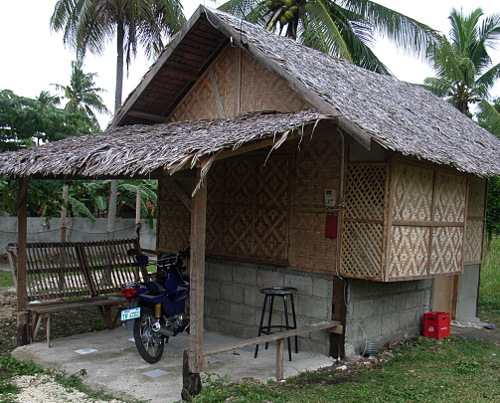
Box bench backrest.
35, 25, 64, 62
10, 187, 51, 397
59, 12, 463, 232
6, 238, 148, 302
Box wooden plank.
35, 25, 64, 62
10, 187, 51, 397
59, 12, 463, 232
189, 167, 208, 373
27, 297, 125, 314
204, 320, 342, 356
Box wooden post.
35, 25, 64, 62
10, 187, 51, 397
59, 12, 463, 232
182, 168, 207, 400
275, 338, 284, 381
59, 184, 68, 290
15, 178, 30, 346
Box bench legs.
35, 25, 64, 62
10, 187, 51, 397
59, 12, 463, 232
31, 313, 51, 347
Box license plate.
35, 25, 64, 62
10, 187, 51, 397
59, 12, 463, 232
121, 307, 141, 321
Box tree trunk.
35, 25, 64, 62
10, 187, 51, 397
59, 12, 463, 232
108, 21, 125, 235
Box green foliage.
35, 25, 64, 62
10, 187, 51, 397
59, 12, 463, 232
0, 271, 14, 288
423, 8, 500, 116
487, 176, 500, 239
51, 0, 186, 110
193, 338, 500, 402
0, 89, 94, 152
479, 236, 500, 323
193, 374, 286, 402
219, 0, 439, 74
477, 97, 500, 136
53, 60, 109, 131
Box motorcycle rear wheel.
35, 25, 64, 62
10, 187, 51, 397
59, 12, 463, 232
133, 307, 165, 363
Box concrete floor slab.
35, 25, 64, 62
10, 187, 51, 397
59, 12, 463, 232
12, 327, 335, 402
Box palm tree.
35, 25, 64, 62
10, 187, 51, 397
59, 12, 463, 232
219, 0, 438, 74
50, 0, 186, 112
53, 60, 109, 130
51, 0, 185, 232
423, 8, 500, 117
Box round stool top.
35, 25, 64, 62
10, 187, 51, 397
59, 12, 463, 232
260, 286, 298, 295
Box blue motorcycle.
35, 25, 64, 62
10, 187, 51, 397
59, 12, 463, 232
120, 246, 190, 363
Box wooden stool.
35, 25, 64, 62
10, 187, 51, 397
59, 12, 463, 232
254, 287, 298, 361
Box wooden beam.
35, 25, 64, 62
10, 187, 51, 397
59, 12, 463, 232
164, 176, 192, 212
162, 68, 199, 82
183, 167, 207, 397
15, 178, 30, 345
126, 110, 167, 123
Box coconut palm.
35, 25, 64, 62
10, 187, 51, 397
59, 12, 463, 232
219, 0, 438, 74
53, 60, 109, 130
423, 8, 500, 117
51, 0, 185, 231
50, 0, 186, 112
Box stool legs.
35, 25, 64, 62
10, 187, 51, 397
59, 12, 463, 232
254, 293, 298, 361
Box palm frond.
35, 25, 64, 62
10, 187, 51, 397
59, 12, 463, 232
478, 100, 500, 137
340, 0, 440, 56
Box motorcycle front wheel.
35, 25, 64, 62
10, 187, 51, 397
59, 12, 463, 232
133, 307, 165, 363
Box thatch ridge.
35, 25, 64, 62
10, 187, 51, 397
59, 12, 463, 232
202, 8, 500, 176
0, 110, 329, 179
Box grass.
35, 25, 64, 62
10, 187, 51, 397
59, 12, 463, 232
0, 271, 13, 288
193, 337, 500, 402
479, 236, 500, 324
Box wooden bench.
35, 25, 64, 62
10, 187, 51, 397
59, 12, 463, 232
6, 238, 150, 346
203, 320, 343, 380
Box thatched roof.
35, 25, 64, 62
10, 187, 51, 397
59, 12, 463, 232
0, 110, 329, 179
0, 6, 499, 179
198, 8, 500, 177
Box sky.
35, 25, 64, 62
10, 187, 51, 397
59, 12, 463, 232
0, 0, 499, 128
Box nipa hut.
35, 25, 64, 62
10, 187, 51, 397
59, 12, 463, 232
1, 5, 500, 388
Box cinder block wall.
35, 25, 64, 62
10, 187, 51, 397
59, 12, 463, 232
204, 259, 334, 354
344, 279, 433, 356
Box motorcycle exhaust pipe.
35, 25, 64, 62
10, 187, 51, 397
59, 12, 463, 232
152, 322, 175, 337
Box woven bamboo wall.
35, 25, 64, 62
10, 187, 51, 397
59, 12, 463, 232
464, 176, 487, 264
387, 162, 467, 280
169, 46, 311, 122
289, 134, 341, 274
157, 177, 193, 252
158, 129, 342, 272
339, 163, 387, 280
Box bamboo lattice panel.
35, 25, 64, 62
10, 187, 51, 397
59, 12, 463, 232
388, 226, 430, 279
464, 176, 486, 264
464, 220, 484, 263
240, 51, 311, 113
433, 172, 466, 222
429, 227, 464, 274
392, 164, 433, 221
340, 221, 383, 279
467, 176, 487, 218
344, 164, 386, 221
170, 46, 237, 121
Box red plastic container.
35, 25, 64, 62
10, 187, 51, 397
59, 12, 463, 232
423, 312, 450, 339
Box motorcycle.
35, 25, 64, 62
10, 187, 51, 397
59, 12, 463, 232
120, 246, 190, 363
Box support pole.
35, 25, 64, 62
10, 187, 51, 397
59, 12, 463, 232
15, 178, 30, 345
182, 168, 207, 400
